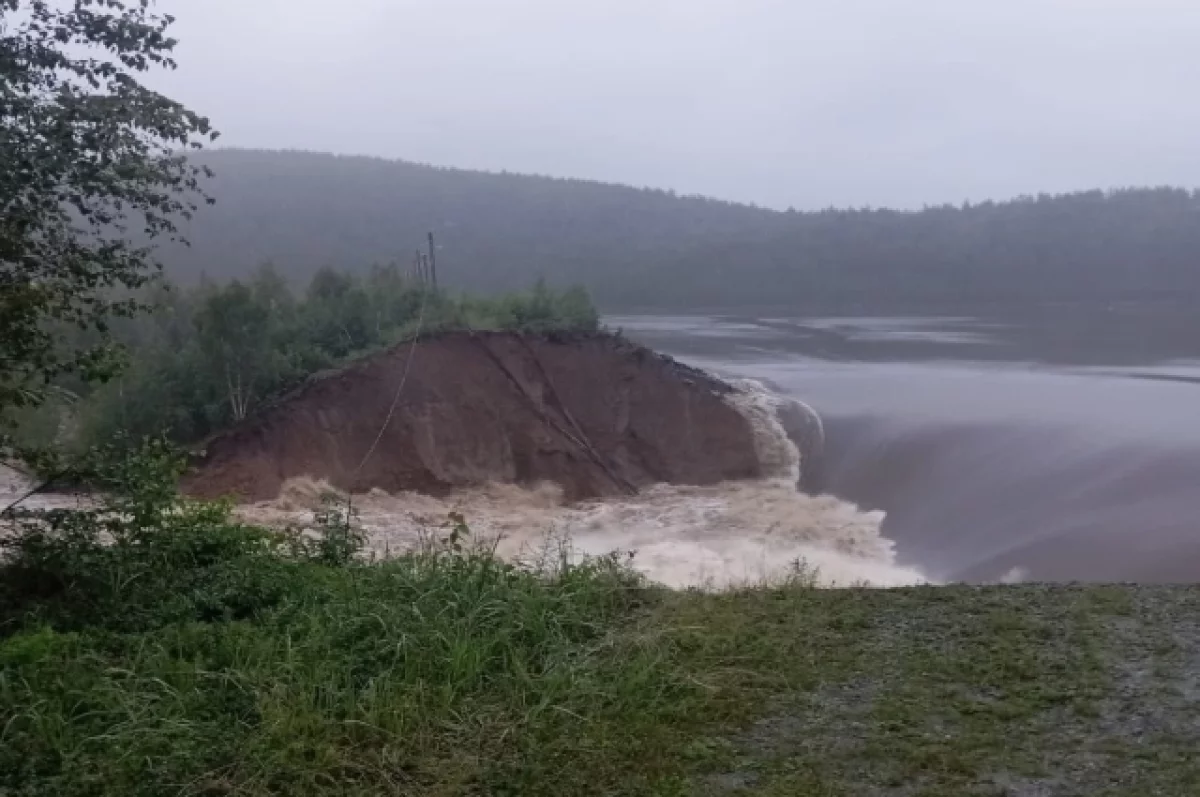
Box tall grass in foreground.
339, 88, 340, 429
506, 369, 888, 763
0, 444, 710, 796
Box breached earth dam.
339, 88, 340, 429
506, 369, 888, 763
10, 307, 1199, 588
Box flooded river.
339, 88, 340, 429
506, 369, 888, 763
612, 307, 1200, 583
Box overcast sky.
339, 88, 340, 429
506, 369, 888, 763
154, 0, 1200, 210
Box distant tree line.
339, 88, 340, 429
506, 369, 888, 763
631, 187, 1200, 311
155, 151, 1200, 312
13, 267, 599, 453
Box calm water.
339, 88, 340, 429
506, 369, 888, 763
611, 308, 1200, 584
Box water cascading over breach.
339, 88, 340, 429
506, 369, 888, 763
242, 377, 926, 588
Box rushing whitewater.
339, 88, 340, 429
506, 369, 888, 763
242, 380, 926, 589
1, 381, 925, 588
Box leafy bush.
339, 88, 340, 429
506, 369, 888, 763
0, 442, 695, 797
0, 440, 313, 633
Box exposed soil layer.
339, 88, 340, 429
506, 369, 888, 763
182, 332, 761, 503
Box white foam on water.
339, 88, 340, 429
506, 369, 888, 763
242, 380, 929, 589
2, 381, 925, 589
723, 378, 803, 483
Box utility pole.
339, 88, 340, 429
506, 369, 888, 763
427, 231, 438, 291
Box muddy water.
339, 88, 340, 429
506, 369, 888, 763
241, 477, 923, 589
612, 308, 1200, 583
237, 376, 926, 589
1, 379, 927, 590
10, 307, 1198, 587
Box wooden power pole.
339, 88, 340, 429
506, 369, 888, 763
427, 232, 438, 291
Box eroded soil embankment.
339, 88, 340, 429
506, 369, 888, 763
182, 332, 762, 503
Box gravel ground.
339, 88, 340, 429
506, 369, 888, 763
664, 584, 1200, 796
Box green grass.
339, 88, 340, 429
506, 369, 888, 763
6, 576, 1200, 796
1, 549, 683, 796
3, 461, 1200, 795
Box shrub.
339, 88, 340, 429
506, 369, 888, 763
0, 442, 689, 797
0, 439, 316, 633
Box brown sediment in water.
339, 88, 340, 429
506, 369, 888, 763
238, 477, 924, 589
181, 331, 762, 503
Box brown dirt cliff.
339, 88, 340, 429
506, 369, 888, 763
181, 332, 762, 503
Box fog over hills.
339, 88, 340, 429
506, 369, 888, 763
165, 149, 1200, 311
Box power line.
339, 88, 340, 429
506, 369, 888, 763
351, 284, 430, 480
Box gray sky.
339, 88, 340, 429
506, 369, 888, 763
155, 0, 1200, 210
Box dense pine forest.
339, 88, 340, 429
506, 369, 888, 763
163, 149, 1200, 311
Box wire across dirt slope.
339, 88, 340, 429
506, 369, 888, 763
182, 331, 762, 503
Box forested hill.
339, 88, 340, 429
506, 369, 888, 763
164, 149, 786, 296
166, 149, 1200, 310
649, 189, 1200, 310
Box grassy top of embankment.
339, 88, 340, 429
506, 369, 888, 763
2, 451, 1198, 796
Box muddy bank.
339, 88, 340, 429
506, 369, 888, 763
183, 332, 763, 503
